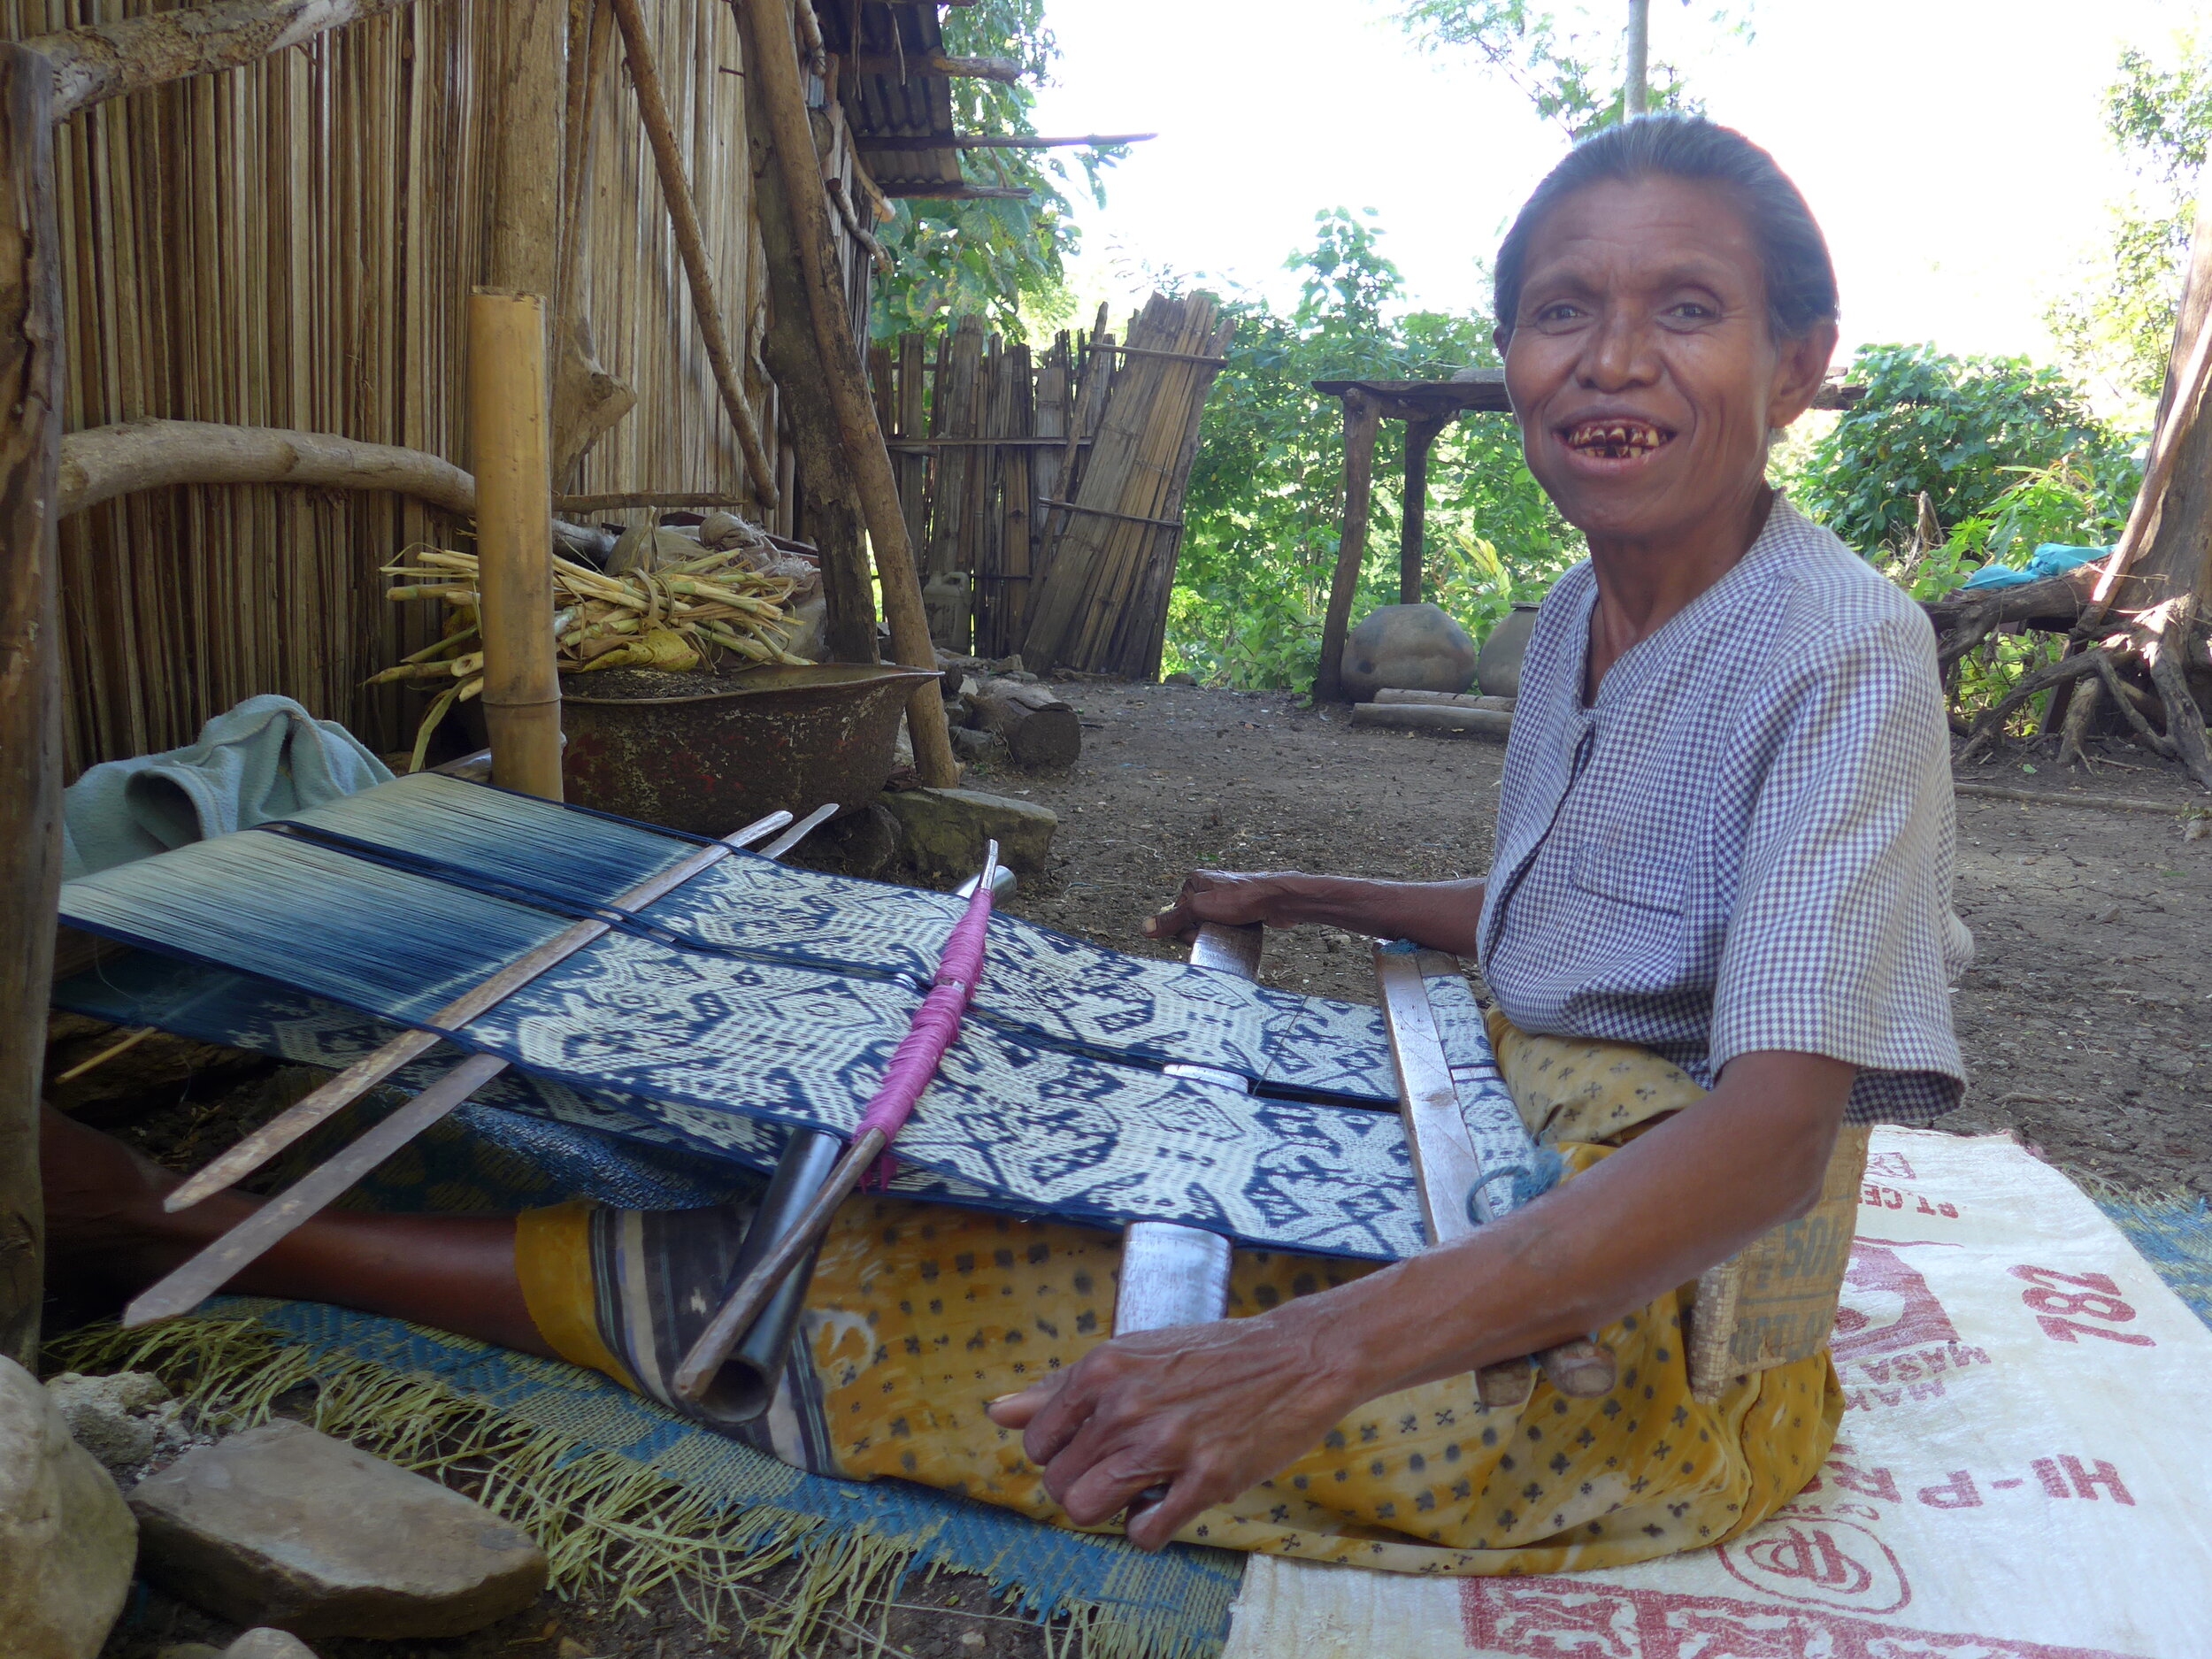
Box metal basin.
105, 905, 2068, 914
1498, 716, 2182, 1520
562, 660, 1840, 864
561, 663, 939, 836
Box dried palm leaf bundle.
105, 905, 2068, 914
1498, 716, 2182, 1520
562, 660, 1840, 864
375, 540, 815, 769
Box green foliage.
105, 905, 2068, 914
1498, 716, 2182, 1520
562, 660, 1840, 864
1787, 343, 2134, 555
1392, 1, 1753, 136
867, 0, 1123, 337
2047, 33, 2212, 403
1164, 211, 1574, 690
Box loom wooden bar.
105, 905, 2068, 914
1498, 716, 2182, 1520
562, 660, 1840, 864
1373, 947, 1615, 1402
737, 0, 956, 786
1313, 389, 1379, 703
1349, 703, 1513, 737
610, 0, 777, 506
0, 43, 58, 1369
161, 807, 797, 1214
469, 290, 565, 802
1371, 948, 1531, 1409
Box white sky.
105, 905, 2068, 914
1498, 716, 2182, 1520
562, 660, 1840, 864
1027, 0, 2195, 381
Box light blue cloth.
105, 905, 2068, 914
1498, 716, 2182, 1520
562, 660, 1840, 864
62, 694, 391, 880
1958, 542, 2109, 591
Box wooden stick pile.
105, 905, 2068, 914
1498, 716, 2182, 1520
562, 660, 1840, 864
1023, 295, 1233, 677
868, 293, 1232, 677
376, 542, 809, 769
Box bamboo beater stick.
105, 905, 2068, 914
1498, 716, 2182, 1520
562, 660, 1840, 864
469, 289, 565, 802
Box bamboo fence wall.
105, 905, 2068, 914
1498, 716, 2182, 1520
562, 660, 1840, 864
5, 0, 868, 776
870, 294, 1228, 676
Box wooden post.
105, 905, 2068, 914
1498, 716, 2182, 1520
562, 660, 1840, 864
0, 43, 58, 1370
751, 148, 878, 663
1313, 388, 1380, 703
488, 0, 565, 298
1400, 413, 1445, 607
735, 0, 956, 787
470, 291, 564, 801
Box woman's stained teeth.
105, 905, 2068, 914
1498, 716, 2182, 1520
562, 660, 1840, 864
1567, 420, 1668, 458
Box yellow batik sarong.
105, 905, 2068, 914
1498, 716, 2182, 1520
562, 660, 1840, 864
517, 1024, 1844, 1576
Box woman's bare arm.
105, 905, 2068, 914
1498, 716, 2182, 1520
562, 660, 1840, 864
989, 1048, 1854, 1549
1144, 871, 1489, 959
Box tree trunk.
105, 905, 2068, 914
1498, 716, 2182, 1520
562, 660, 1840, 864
0, 43, 59, 1370
1314, 390, 1380, 704
966, 679, 1079, 769
751, 148, 878, 664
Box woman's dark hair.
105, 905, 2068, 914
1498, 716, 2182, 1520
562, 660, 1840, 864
1493, 115, 1839, 344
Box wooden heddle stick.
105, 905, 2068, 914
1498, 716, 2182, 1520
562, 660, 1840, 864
672, 841, 1005, 1402
1372, 943, 1617, 1404
126, 803, 839, 1327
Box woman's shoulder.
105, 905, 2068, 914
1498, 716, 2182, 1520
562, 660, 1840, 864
1753, 499, 1936, 660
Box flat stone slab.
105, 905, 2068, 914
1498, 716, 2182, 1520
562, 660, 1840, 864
879, 786, 1056, 879
128, 1419, 546, 1640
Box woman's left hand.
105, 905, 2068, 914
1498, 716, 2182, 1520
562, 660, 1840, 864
985, 1305, 1364, 1550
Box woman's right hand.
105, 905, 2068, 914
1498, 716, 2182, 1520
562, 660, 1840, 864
1142, 870, 1314, 944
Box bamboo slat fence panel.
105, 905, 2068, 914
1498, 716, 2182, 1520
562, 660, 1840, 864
874, 293, 1227, 674
6, 0, 877, 777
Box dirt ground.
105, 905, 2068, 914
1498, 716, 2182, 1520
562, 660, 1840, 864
65, 680, 2212, 1659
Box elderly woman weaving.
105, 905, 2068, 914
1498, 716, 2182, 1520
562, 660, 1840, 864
983, 113, 1966, 1563
49, 116, 1964, 1576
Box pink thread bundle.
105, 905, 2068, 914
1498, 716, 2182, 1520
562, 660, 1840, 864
855, 875, 995, 1188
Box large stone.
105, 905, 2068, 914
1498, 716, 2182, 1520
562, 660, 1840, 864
879, 787, 1056, 879
1340, 603, 1478, 702
1474, 603, 1542, 699
0, 1356, 138, 1659
224, 1631, 319, 1659
128, 1419, 547, 1640
48, 1369, 213, 1485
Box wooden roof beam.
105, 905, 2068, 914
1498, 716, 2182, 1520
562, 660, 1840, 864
862, 132, 1154, 150
876, 182, 1033, 200
846, 52, 1023, 82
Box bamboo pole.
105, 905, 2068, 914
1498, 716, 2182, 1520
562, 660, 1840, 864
0, 42, 58, 1370
469, 290, 563, 801
609, 0, 779, 508
735, 0, 956, 786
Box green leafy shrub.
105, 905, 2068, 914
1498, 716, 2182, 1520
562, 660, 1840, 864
1788, 343, 2131, 554
1165, 211, 1575, 690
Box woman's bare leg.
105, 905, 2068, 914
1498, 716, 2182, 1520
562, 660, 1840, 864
42, 1105, 557, 1360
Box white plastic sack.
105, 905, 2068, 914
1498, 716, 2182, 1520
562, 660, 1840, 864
1224, 1129, 2211, 1659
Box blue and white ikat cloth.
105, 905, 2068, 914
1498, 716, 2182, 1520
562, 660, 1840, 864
54, 775, 1517, 1262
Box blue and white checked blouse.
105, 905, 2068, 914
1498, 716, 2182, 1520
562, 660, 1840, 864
1479, 497, 1970, 1125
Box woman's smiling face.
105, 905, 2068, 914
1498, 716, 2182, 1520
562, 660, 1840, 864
1501, 175, 1834, 549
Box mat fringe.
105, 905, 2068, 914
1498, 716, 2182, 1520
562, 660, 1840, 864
49, 1316, 1210, 1658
